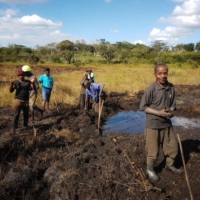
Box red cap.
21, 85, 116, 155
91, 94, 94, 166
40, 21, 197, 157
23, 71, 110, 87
17, 70, 25, 76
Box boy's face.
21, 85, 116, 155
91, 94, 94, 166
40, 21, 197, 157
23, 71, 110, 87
25, 71, 31, 77
18, 75, 25, 81
155, 66, 168, 85
45, 70, 50, 75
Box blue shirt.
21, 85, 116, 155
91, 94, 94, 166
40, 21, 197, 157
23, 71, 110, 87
86, 83, 104, 103
39, 74, 54, 89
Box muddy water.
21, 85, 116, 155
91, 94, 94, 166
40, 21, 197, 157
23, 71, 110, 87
103, 111, 200, 135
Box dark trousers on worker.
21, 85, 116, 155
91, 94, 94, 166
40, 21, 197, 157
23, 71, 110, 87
145, 126, 178, 166
79, 94, 86, 110
13, 99, 29, 128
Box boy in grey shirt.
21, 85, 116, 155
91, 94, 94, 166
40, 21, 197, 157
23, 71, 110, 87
140, 63, 182, 181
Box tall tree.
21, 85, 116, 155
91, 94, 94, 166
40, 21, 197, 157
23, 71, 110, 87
57, 40, 74, 51
62, 50, 74, 64
183, 43, 194, 52
195, 42, 200, 52
150, 40, 168, 63
172, 44, 185, 53
151, 40, 168, 52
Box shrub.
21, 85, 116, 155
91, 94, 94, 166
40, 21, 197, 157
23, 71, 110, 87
73, 60, 83, 67
52, 56, 62, 63
186, 59, 199, 69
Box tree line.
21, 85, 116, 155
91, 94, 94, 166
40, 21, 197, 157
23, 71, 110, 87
1, 39, 200, 67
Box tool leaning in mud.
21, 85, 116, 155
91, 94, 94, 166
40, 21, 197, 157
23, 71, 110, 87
98, 98, 104, 133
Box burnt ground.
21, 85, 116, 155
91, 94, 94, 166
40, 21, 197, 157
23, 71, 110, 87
0, 85, 200, 200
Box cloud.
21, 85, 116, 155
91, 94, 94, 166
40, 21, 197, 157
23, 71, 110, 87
149, 27, 193, 39
160, 0, 200, 29
148, 0, 200, 44
159, 15, 200, 29
0, 9, 18, 16
172, 0, 200, 16
0, 10, 80, 47
19, 15, 62, 27
172, 0, 187, 2
148, 26, 192, 44
133, 40, 145, 44
0, 0, 47, 4
110, 29, 119, 33
1, 14, 62, 29
104, 0, 111, 2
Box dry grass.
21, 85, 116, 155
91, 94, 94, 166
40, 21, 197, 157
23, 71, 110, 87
0, 64, 200, 107
53, 129, 80, 142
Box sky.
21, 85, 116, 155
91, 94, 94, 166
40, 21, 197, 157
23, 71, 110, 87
0, 0, 200, 48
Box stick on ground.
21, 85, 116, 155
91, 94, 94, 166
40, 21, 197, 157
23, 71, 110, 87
177, 133, 193, 200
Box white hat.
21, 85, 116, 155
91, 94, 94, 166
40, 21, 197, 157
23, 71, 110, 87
22, 65, 31, 72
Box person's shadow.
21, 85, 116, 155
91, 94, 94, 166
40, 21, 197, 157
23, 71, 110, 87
155, 139, 200, 173
175, 139, 200, 168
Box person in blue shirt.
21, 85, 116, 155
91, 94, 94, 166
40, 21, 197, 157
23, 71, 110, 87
84, 80, 105, 112
38, 68, 54, 112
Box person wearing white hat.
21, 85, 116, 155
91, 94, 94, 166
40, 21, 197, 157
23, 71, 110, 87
86, 69, 95, 83
22, 65, 43, 121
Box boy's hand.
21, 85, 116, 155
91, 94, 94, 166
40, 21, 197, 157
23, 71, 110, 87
30, 77, 35, 83
10, 77, 14, 83
158, 109, 172, 118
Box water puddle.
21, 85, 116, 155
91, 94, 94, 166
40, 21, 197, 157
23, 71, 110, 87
103, 111, 200, 135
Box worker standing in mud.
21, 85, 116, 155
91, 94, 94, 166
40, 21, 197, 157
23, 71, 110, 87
84, 81, 105, 112
22, 65, 44, 121
140, 63, 182, 181
79, 72, 90, 111
9, 70, 35, 135
38, 68, 54, 113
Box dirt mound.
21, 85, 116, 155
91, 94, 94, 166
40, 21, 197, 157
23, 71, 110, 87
0, 86, 200, 200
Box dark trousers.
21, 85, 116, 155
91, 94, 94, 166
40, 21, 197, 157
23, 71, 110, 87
79, 94, 86, 110
13, 99, 29, 128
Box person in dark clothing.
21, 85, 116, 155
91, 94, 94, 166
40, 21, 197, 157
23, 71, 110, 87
139, 63, 182, 181
9, 70, 35, 135
79, 72, 89, 111
22, 65, 43, 121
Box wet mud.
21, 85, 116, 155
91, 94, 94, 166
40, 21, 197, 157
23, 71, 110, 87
0, 85, 200, 200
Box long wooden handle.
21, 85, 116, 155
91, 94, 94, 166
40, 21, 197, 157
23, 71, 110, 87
98, 100, 104, 130
177, 133, 193, 200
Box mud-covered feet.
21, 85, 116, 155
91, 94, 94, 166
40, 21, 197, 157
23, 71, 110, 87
46, 109, 52, 114
40, 109, 44, 117
165, 165, 182, 174
146, 169, 159, 181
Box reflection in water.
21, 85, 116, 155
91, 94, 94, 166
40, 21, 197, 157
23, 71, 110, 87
103, 111, 200, 135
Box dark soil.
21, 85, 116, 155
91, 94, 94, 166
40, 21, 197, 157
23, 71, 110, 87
0, 85, 200, 200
